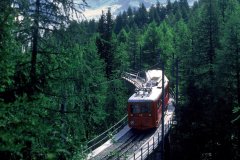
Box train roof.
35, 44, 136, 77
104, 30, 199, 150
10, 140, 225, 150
128, 70, 169, 102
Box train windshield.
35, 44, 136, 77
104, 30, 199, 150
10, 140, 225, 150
130, 103, 151, 114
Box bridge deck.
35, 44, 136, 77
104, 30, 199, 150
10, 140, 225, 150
87, 125, 131, 159
87, 98, 175, 160
129, 98, 175, 160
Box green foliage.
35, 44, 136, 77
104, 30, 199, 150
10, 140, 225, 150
142, 22, 160, 68
216, 0, 240, 105
1, 0, 240, 159
96, 9, 115, 78
127, 24, 141, 70
158, 21, 175, 69
134, 3, 148, 27
117, 29, 128, 43
169, 1, 239, 159
113, 43, 130, 73
173, 19, 191, 103
0, 5, 19, 92
0, 95, 52, 158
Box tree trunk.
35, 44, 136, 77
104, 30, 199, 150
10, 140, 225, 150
30, 0, 40, 89
237, 43, 240, 105
209, 0, 215, 86
237, 68, 240, 105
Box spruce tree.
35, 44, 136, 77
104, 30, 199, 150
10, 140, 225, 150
127, 24, 140, 70
12, 0, 87, 94
134, 3, 148, 27
158, 21, 174, 70
142, 22, 160, 68
217, 0, 240, 106
114, 14, 123, 34
174, 19, 191, 103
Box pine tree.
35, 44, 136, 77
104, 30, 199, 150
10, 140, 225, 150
96, 9, 115, 78
9, 0, 87, 96
96, 11, 106, 60
217, 0, 240, 106
87, 19, 97, 34
149, 5, 160, 23
158, 21, 174, 70
173, 19, 191, 103
157, 1, 167, 21
218, 0, 228, 21
128, 24, 140, 70
142, 22, 160, 68
127, 7, 135, 28
117, 29, 128, 43
134, 3, 148, 27
186, 1, 227, 158
215, 2, 240, 158
166, 0, 173, 15
192, 0, 219, 89
114, 14, 123, 34
121, 11, 129, 29
0, 1, 19, 95
179, 0, 190, 21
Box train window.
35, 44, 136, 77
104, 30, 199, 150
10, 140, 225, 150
142, 103, 151, 113
131, 103, 151, 114
131, 104, 141, 114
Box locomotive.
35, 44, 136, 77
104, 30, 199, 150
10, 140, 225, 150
127, 70, 169, 130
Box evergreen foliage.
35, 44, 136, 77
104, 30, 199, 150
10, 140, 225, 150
96, 9, 114, 78
1, 0, 240, 159
142, 22, 160, 68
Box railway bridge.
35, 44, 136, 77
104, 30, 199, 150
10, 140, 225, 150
84, 70, 177, 160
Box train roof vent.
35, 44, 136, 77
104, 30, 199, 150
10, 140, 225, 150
134, 87, 152, 97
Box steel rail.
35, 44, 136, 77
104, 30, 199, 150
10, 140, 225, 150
84, 115, 128, 153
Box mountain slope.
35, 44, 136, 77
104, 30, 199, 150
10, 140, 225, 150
83, 0, 196, 20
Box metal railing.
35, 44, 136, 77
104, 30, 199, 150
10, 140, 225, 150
121, 72, 145, 88
83, 115, 128, 154
128, 116, 173, 160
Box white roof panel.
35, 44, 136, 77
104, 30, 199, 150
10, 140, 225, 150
128, 70, 169, 102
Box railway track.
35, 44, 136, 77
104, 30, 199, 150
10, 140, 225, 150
112, 129, 156, 160
87, 98, 175, 160
105, 132, 143, 160
90, 130, 134, 160
90, 129, 156, 160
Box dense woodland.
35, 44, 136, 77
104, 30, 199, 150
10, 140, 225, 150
0, 0, 240, 159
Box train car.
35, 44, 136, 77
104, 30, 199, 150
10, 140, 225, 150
127, 70, 169, 130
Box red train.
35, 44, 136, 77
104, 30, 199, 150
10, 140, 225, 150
127, 70, 169, 130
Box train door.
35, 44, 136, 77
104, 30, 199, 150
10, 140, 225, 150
141, 102, 153, 129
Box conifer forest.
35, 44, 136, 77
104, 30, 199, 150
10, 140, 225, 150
0, 0, 240, 159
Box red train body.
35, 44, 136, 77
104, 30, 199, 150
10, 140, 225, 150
127, 70, 170, 130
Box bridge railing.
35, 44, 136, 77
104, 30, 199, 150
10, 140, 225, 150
121, 72, 145, 88
127, 116, 174, 160
170, 89, 176, 100
83, 115, 128, 154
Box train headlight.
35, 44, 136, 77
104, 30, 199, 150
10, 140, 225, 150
130, 120, 134, 125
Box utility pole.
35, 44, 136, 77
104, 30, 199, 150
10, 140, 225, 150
161, 63, 165, 160
176, 58, 179, 109
171, 55, 175, 89
139, 45, 142, 71
60, 91, 66, 144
